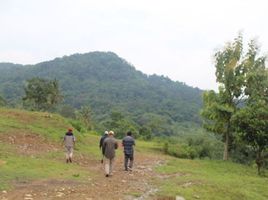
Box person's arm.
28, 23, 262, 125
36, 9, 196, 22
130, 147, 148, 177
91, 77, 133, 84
99, 137, 103, 149
115, 141, 118, 149
103, 141, 106, 153
62, 135, 66, 145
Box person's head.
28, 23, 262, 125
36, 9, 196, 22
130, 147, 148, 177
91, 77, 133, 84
127, 131, 132, 136
108, 130, 114, 136
104, 131, 108, 135
68, 128, 73, 132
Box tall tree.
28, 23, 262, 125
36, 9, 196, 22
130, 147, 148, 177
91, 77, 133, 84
232, 40, 268, 174
23, 77, 62, 111
201, 34, 245, 160
47, 79, 62, 108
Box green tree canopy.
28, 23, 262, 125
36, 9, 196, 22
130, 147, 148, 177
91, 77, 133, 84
201, 34, 245, 160
232, 40, 268, 174
23, 77, 62, 111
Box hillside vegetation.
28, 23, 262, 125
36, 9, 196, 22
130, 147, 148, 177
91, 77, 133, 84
0, 108, 267, 200
0, 52, 202, 136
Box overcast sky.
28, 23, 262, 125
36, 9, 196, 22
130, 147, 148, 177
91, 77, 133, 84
1, 0, 268, 90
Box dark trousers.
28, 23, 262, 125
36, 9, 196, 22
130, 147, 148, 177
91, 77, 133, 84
124, 153, 134, 170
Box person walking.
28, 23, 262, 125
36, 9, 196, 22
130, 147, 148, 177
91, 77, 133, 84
122, 131, 135, 171
63, 128, 76, 163
103, 130, 118, 177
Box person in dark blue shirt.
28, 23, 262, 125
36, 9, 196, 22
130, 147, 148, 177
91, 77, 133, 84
122, 131, 135, 171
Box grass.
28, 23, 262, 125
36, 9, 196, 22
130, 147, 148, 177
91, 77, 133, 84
135, 139, 163, 154
155, 158, 268, 200
0, 152, 92, 190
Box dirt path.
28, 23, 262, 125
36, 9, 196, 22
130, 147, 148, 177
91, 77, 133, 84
0, 152, 165, 200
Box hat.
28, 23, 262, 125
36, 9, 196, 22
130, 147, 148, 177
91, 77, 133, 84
68, 128, 73, 132
108, 131, 114, 135
104, 131, 108, 135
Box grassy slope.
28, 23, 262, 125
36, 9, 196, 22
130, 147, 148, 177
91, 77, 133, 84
0, 108, 94, 190
0, 108, 267, 200
155, 159, 268, 200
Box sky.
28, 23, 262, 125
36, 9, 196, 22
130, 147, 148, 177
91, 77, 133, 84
0, 0, 268, 90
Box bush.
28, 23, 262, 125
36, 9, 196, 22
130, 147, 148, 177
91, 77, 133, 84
161, 132, 224, 160
163, 143, 198, 159
69, 120, 87, 133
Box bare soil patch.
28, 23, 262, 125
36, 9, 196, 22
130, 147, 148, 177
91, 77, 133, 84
0, 131, 59, 155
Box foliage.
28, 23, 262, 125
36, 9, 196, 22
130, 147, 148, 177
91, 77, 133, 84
0, 95, 6, 107
57, 104, 76, 119
202, 34, 268, 173
104, 111, 139, 138
138, 126, 153, 140
202, 34, 245, 160
22, 77, 62, 111
162, 131, 224, 160
69, 119, 87, 133
75, 106, 93, 130
232, 104, 268, 173
201, 34, 263, 161
232, 42, 268, 174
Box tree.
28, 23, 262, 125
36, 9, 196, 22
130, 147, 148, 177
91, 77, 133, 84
201, 90, 234, 160
0, 95, 6, 107
76, 106, 93, 130
104, 111, 138, 138
139, 126, 152, 140
233, 104, 268, 174
232, 41, 268, 174
48, 79, 62, 107
201, 34, 245, 160
23, 77, 62, 111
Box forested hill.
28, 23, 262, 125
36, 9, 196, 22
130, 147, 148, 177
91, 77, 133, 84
0, 52, 203, 136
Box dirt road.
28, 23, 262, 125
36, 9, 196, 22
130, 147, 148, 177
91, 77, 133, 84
0, 152, 164, 200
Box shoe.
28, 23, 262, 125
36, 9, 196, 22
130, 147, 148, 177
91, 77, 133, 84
69, 158, 72, 163
128, 167, 132, 171
105, 174, 109, 177
66, 159, 69, 163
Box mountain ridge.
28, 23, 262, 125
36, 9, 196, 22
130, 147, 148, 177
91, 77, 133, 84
0, 51, 203, 136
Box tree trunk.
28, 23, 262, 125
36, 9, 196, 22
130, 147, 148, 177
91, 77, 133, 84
223, 132, 229, 160
256, 150, 262, 175
223, 122, 231, 161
